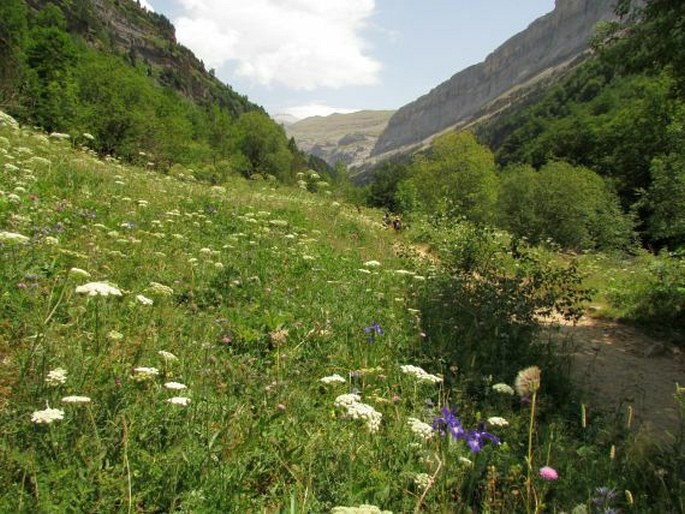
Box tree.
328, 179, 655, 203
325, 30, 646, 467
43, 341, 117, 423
405, 131, 498, 224
234, 111, 294, 182
0, 0, 28, 108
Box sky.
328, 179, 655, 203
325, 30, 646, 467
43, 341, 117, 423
141, 0, 556, 120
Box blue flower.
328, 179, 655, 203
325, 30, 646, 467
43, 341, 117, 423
363, 322, 383, 342
433, 407, 466, 441
433, 409, 500, 453
464, 423, 500, 453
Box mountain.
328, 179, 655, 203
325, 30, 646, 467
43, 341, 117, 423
23, 0, 256, 116
286, 110, 395, 168
371, 0, 618, 159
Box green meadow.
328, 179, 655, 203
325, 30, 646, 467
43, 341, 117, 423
0, 112, 682, 513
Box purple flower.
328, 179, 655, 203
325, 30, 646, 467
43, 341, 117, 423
433, 409, 500, 453
433, 407, 466, 441
364, 322, 383, 342
465, 424, 500, 453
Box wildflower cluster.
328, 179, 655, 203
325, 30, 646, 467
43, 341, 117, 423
407, 417, 434, 441
433, 407, 501, 453
334, 393, 382, 433
400, 364, 443, 384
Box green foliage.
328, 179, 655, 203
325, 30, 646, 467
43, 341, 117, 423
1, 0, 306, 186
0, 0, 28, 107
404, 131, 499, 224
234, 111, 294, 182
0, 116, 682, 513
607, 251, 685, 331
498, 162, 634, 251
416, 220, 590, 383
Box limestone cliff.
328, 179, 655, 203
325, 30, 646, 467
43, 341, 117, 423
371, 0, 617, 158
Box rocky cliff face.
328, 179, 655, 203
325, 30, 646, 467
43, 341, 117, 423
372, 0, 617, 158
25, 0, 256, 116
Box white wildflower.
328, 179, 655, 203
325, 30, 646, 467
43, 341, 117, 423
346, 402, 382, 433
414, 473, 433, 490
492, 383, 515, 395
61, 395, 91, 404
164, 381, 187, 390
363, 260, 381, 267
135, 294, 153, 306
75, 281, 122, 297
320, 374, 347, 385
49, 132, 70, 140
31, 406, 65, 424
167, 396, 191, 407
69, 267, 91, 278
158, 350, 178, 362
45, 368, 67, 386
44, 236, 59, 245
132, 367, 159, 382
107, 330, 124, 341
334, 393, 361, 409
487, 416, 509, 427
82, 132, 95, 141
407, 417, 434, 441
459, 456, 474, 466
147, 282, 174, 296
0, 231, 30, 244
400, 364, 443, 384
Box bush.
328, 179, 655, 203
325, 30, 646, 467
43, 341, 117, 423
607, 250, 685, 331
497, 161, 634, 251
416, 220, 591, 387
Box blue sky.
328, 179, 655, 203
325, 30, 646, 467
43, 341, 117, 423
142, 0, 555, 119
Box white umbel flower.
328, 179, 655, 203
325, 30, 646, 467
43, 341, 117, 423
45, 368, 67, 386
31, 406, 65, 424
158, 350, 178, 362
132, 367, 159, 381
346, 402, 382, 433
167, 396, 190, 407
164, 382, 187, 390
334, 393, 361, 409
0, 231, 30, 244
320, 374, 346, 385
135, 294, 153, 306
487, 416, 509, 427
400, 364, 443, 384
407, 417, 434, 441
492, 383, 515, 395
62, 396, 91, 404
69, 267, 91, 278
75, 281, 122, 297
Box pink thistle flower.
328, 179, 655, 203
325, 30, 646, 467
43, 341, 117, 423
539, 466, 559, 481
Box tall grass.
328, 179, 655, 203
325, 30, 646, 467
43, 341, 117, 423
0, 113, 682, 512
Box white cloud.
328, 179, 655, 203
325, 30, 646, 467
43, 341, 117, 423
282, 103, 360, 119
139, 0, 154, 11
174, 0, 381, 90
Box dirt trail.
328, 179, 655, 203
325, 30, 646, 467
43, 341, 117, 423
543, 315, 684, 444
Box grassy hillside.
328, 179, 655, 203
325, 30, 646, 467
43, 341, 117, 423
1, 111, 682, 512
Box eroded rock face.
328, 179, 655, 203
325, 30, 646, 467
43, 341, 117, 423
372, 0, 617, 157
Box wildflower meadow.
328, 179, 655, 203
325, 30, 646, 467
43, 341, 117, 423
0, 111, 682, 512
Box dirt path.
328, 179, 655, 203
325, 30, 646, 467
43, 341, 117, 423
543, 315, 684, 445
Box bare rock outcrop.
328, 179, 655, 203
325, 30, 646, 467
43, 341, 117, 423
372, 0, 618, 158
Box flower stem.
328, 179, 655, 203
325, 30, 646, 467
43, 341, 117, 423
525, 389, 538, 514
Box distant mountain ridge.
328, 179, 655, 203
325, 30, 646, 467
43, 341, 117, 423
286, 110, 395, 168
371, 0, 618, 159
